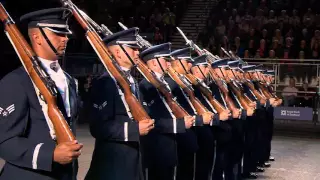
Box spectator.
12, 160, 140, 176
297, 82, 315, 107
268, 49, 277, 59
153, 27, 163, 44
244, 50, 250, 58
299, 51, 305, 61
297, 40, 309, 58
216, 20, 226, 36
254, 49, 261, 58
234, 36, 245, 57
311, 30, 320, 49
289, 9, 301, 27
273, 29, 284, 46
283, 37, 294, 58
259, 39, 267, 57
282, 78, 299, 106
311, 42, 319, 59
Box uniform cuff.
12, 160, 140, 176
176, 118, 186, 133
210, 114, 220, 126
35, 142, 55, 172
194, 115, 203, 126
127, 121, 140, 142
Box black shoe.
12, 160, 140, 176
242, 172, 258, 179
263, 162, 271, 168
255, 166, 265, 172
269, 156, 275, 161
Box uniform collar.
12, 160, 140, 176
154, 71, 164, 79
121, 66, 131, 72
38, 57, 61, 73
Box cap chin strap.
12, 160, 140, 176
247, 72, 255, 81
118, 44, 136, 68
219, 68, 228, 81
230, 69, 240, 81
178, 59, 188, 74
39, 28, 60, 59
197, 65, 207, 80
156, 57, 165, 74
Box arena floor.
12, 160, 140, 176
1, 125, 320, 180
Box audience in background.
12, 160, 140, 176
198, 0, 320, 60
282, 78, 299, 106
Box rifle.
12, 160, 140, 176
208, 69, 239, 113
220, 47, 254, 110
177, 27, 240, 113
185, 73, 227, 113
119, 23, 209, 116
167, 67, 209, 115
228, 50, 267, 104
60, 0, 151, 122
0, 3, 75, 144
88, 21, 190, 119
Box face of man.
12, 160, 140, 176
147, 57, 168, 74
214, 67, 227, 80
191, 65, 208, 80
171, 59, 190, 74
29, 28, 69, 60
225, 68, 236, 80
108, 45, 139, 68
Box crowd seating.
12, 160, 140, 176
198, 0, 320, 60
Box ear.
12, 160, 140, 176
116, 48, 121, 59
31, 31, 42, 45
152, 59, 157, 67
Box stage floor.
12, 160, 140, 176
1, 126, 320, 180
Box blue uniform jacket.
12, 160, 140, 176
139, 78, 186, 168
165, 76, 203, 153
0, 67, 79, 180
85, 72, 141, 180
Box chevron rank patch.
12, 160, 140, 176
0, 104, 15, 117
93, 101, 107, 110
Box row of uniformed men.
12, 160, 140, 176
0, 7, 280, 180
84, 26, 281, 180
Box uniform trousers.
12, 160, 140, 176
242, 114, 259, 174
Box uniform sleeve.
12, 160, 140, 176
210, 113, 220, 126
89, 77, 139, 142
0, 73, 55, 172
176, 117, 186, 133
194, 115, 203, 126
139, 81, 186, 134
240, 109, 247, 120
265, 99, 271, 109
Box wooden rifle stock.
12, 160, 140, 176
133, 58, 190, 118
244, 80, 267, 103
167, 67, 209, 115
259, 82, 279, 100
208, 69, 238, 112
257, 82, 273, 99
0, 3, 75, 144
227, 82, 251, 110
63, 1, 150, 122
185, 73, 226, 113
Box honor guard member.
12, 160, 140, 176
226, 61, 256, 180
0, 8, 83, 180
138, 43, 195, 180
210, 58, 238, 180
190, 55, 231, 180
85, 28, 154, 180
251, 68, 273, 169
262, 70, 278, 164
211, 58, 252, 180
168, 49, 213, 180
233, 63, 263, 179
243, 66, 273, 171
